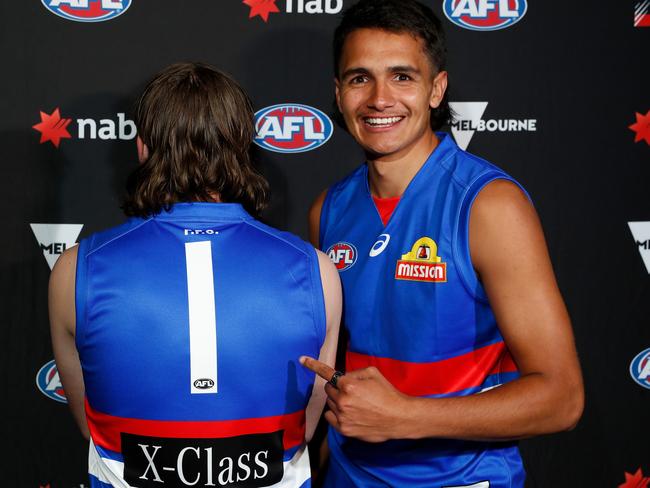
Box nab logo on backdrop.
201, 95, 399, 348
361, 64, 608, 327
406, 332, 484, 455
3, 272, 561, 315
244, 0, 343, 22
254, 104, 333, 154
36, 360, 67, 403
31, 224, 83, 270
449, 101, 537, 150
629, 109, 650, 146
443, 0, 527, 31
630, 348, 650, 390
33, 107, 136, 148
41, 0, 131, 23
628, 222, 650, 273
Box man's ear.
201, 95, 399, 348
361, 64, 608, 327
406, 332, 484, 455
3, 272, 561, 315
136, 136, 149, 164
430, 71, 448, 109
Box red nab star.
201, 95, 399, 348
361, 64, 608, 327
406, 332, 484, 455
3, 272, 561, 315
619, 468, 650, 488
33, 108, 72, 148
243, 0, 280, 22
629, 110, 650, 146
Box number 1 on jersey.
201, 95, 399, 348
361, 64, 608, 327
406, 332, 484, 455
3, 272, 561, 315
185, 241, 218, 394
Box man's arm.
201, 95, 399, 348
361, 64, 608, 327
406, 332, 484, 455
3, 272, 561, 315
302, 180, 584, 442
49, 245, 89, 439
304, 250, 342, 442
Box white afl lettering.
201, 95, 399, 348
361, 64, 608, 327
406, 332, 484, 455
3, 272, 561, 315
185, 241, 218, 394
369, 234, 391, 257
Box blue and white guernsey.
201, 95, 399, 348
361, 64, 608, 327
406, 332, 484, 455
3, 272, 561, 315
319, 133, 527, 488
75, 203, 326, 488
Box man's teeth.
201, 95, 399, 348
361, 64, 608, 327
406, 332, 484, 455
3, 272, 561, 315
365, 117, 403, 126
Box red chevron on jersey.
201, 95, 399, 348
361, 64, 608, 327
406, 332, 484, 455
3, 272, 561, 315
85, 398, 306, 454
346, 341, 517, 396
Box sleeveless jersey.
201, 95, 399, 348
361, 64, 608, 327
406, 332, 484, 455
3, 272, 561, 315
75, 203, 326, 488
319, 133, 526, 488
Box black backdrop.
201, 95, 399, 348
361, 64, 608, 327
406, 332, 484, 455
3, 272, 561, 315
2, 1, 649, 486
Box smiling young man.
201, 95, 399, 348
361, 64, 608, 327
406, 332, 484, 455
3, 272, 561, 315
303, 1, 584, 487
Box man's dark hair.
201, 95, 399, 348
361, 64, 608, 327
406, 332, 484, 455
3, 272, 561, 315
122, 62, 269, 218
333, 0, 451, 130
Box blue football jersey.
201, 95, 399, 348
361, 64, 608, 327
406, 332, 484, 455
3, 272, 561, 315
75, 203, 325, 488
319, 133, 526, 488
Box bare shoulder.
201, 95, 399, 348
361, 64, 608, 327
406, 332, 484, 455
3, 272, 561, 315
469, 178, 547, 274
50, 244, 79, 286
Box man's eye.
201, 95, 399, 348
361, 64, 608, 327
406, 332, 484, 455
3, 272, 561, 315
350, 76, 367, 84
395, 74, 412, 81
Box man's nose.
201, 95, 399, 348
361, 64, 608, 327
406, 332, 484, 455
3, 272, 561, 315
367, 81, 395, 111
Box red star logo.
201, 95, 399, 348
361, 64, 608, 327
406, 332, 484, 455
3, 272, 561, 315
32, 108, 73, 148
243, 0, 280, 22
629, 110, 650, 146
619, 468, 650, 488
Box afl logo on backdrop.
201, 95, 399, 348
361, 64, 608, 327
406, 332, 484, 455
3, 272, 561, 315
327, 242, 357, 272
254, 104, 333, 153
41, 0, 131, 23
630, 348, 650, 389
443, 0, 527, 31
36, 360, 67, 403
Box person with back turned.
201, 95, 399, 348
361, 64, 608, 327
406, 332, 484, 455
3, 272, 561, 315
301, 1, 584, 486
49, 62, 341, 488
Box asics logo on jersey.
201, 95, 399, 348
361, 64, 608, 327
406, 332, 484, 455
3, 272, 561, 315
369, 234, 391, 257
326, 242, 357, 271
395, 237, 447, 283
122, 431, 283, 487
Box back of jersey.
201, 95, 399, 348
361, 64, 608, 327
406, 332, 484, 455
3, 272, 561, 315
75, 203, 325, 488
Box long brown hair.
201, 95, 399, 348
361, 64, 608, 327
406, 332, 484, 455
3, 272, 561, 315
122, 62, 269, 218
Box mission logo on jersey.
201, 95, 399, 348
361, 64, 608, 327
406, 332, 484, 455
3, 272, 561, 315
395, 237, 447, 282
326, 242, 357, 271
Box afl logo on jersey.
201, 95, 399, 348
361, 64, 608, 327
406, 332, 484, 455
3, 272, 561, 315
327, 242, 357, 272
395, 237, 447, 283
193, 378, 215, 390
254, 104, 333, 153
41, 0, 132, 23
630, 348, 650, 389
443, 0, 527, 31
36, 359, 67, 403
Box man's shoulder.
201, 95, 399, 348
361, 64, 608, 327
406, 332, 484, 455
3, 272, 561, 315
439, 138, 513, 190
79, 217, 150, 258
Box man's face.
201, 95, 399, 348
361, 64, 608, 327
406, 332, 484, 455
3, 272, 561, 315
335, 28, 447, 162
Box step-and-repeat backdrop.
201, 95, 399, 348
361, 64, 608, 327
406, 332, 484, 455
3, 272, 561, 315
2, 1, 648, 486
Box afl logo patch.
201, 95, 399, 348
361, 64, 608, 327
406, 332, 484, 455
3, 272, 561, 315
254, 103, 333, 153
193, 378, 215, 390
41, 0, 132, 23
630, 348, 650, 389
36, 359, 67, 403
326, 242, 357, 271
443, 0, 527, 31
